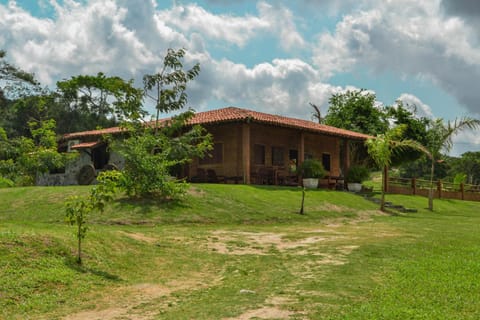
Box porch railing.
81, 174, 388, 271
387, 177, 480, 202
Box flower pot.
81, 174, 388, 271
347, 182, 362, 192
303, 178, 319, 189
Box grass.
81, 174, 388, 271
1, 184, 480, 319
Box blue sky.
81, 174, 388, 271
1, 0, 480, 155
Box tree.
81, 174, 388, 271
57, 73, 144, 130
309, 102, 324, 124
324, 89, 388, 136
143, 48, 200, 134
0, 119, 74, 186
116, 49, 211, 199
425, 117, 480, 211
324, 89, 388, 166
366, 125, 430, 211
386, 101, 431, 165
0, 49, 38, 100
448, 152, 480, 185
65, 171, 121, 264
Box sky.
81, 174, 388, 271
1, 0, 480, 156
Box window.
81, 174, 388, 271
254, 144, 265, 165
271, 146, 285, 166
322, 153, 331, 172
199, 143, 223, 164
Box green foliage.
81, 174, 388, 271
0, 120, 74, 186
387, 101, 431, 164
297, 158, 326, 178
346, 165, 370, 183
425, 117, 480, 210
116, 117, 212, 199
57, 72, 145, 125
324, 89, 388, 135
115, 48, 210, 199
448, 151, 480, 184
366, 125, 429, 211
0, 49, 38, 100
65, 170, 122, 264
0, 176, 14, 188
453, 173, 467, 191
143, 48, 200, 130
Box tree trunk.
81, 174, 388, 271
380, 166, 386, 212
428, 159, 435, 211
77, 224, 82, 265
299, 187, 305, 215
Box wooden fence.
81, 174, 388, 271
387, 177, 480, 202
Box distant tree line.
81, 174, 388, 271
314, 89, 480, 185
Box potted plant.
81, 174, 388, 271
346, 165, 370, 192
297, 159, 326, 189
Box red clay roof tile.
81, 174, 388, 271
62, 106, 371, 140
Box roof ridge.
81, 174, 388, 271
62, 106, 371, 140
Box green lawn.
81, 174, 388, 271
1, 184, 480, 319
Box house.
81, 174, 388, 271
39, 107, 370, 186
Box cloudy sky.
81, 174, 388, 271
1, 0, 480, 155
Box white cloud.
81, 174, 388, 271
451, 129, 480, 156
396, 93, 435, 119
157, 3, 267, 47
313, 0, 480, 115
158, 1, 305, 51
0, 0, 186, 84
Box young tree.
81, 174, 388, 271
65, 171, 122, 264
366, 125, 430, 212
426, 117, 480, 211
116, 49, 211, 199
143, 48, 200, 134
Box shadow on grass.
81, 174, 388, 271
64, 257, 122, 282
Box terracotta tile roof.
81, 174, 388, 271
70, 141, 104, 150
187, 107, 371, 140
63, 126, 125, 140
62, 107, 370, 140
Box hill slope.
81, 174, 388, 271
1, 185, 480, 319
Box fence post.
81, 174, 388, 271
412, 177, 416, 195
461, 182, 464, 200
437, 180, 442, 199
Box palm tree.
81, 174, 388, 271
426, 117, 480, 211
366, 125, 430, 212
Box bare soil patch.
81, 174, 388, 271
223, 296, 298, 320
63, 274, 216, 320
118, 231, 158, 243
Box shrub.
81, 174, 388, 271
297, 159, 326, 178
346, 165, 370, 183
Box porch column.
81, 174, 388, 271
242, 123, 251, 184
299, 131, 305, 165
343, 139, 350, 175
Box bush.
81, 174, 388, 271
0, 177, 14, 188
297, 159, 326, 178
346, 165, 370, 183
